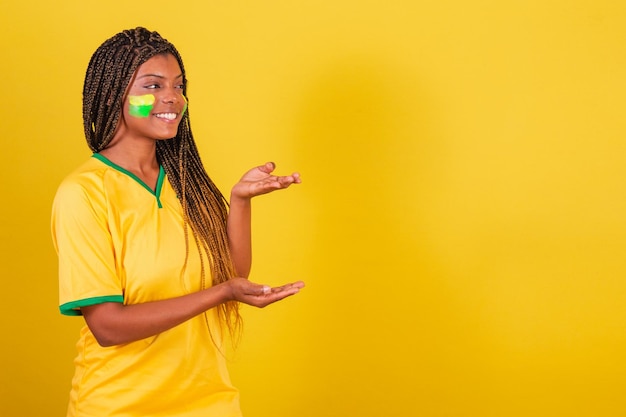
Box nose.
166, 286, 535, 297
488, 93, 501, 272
162, 87, 181, 104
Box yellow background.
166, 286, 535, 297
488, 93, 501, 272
2, 1, 626, 416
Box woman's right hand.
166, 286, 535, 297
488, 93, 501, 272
224, 277, 305, 308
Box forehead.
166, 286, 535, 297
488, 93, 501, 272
135, 53, 182, 77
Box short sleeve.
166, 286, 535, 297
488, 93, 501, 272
52, 175, 123, 316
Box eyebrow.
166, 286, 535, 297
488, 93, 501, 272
137, 73, 184, 80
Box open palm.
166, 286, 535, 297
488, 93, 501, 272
231, 162, 301, 199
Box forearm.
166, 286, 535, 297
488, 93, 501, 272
227, 195, 252, 277
82, 283, 231, 347
82, 277, 305, 347
227, 162, 300, 276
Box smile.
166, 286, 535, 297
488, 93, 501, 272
155, 112, 177, 121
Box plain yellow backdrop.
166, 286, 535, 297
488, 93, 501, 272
2, 1, 626, 416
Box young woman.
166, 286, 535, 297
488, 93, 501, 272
52, 27, 304, 417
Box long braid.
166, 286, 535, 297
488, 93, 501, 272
83, 27, 242, 338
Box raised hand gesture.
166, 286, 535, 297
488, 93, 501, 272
231, 162, 301, 200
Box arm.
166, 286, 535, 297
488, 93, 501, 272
227, 196, 252, 277
82, 278, 304, 347
227, 162, 301, 277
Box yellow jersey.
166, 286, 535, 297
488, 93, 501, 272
52, 154, 241, 417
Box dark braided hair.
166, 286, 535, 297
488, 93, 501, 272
83, 27, 241, 338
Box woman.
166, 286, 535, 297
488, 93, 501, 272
52, 27, 304, 417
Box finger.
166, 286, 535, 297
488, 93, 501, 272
244, 283, 272, 296
252, 284, 271, 296
276, 176, 294, 187
264, 287, 302, 303
271, 281, 305, 293
276, 174, 300, 188
251, 282, 304, 307
258, 162, 276, 174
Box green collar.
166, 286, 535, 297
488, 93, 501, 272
92, 153, 165, 208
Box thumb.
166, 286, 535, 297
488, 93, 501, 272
254, 284, 271, 295
258, 162, 276, 174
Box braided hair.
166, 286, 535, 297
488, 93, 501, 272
83, 27, 241, 337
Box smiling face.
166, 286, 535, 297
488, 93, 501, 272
113, 53, 187, 144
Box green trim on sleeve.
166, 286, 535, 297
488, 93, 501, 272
59, 295, 124, 316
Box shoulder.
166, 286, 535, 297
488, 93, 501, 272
58, 156, 108, 188
53, 157, 110, 210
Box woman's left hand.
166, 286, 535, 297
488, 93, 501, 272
231, 162, 301, 200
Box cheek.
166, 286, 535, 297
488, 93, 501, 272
128, 94, 156, 118
181, 95, 188, 117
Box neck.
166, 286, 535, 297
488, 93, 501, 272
99, 139, 159, 175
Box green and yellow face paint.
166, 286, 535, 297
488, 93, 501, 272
181, 95, 188, 117
128, 94, 155, 118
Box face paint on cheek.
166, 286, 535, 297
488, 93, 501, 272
181, 95, 188, 117
128, 94, 156, 118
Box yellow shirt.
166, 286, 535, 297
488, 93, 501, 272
52, 154, 241, 417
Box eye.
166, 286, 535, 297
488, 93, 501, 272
176, 84, 185, 90
145, 84, 160, 89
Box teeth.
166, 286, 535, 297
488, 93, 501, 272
155, 113, 177, 120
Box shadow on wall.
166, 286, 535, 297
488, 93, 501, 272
292, 53, 439, 293
285, 54, 465, 410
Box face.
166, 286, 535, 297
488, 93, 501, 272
116, 53, 187, 143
